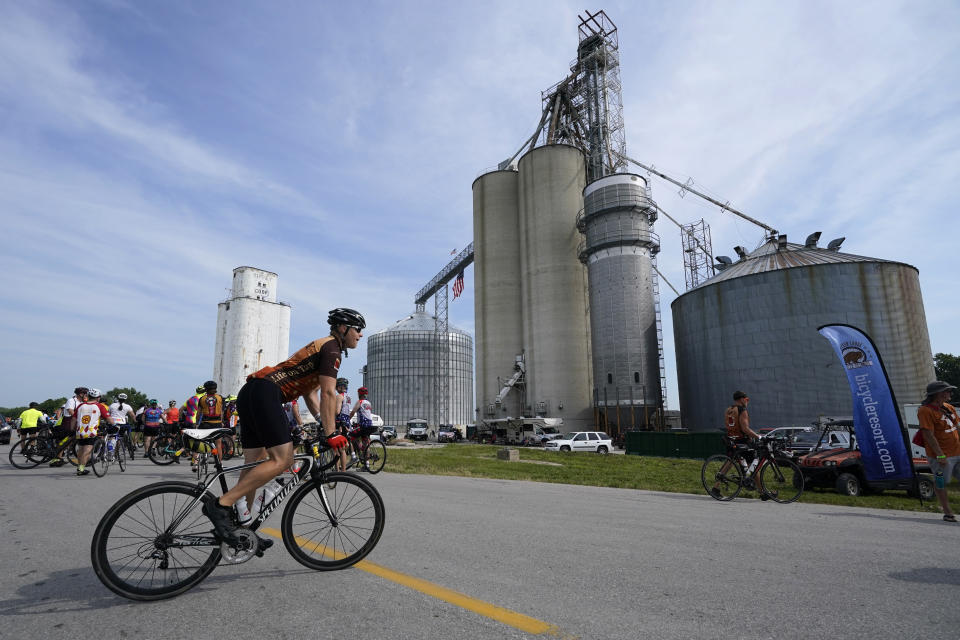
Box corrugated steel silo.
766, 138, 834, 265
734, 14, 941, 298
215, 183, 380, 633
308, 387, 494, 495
579, 173, 662, 428
672, 238, 935, 430
473, 169, 523, 419
518, 144, 593, 430
364, 311, 474, 427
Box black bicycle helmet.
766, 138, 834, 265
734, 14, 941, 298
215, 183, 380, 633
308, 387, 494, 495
327, 308, 365, 330
336, 377, 349, 387
203, 380, 218, 391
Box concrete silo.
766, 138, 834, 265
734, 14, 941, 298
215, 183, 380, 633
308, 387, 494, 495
518, 144, 593, 430
672, 237, 935, 430
213, 266, 291, 396
364, 311, 474, 427
579, 173, 662, 429
473, 169, 524, 420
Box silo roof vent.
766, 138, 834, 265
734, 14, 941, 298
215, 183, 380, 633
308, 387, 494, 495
686, 236, 895, 289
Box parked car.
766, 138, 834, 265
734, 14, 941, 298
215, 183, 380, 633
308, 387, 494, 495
406, 420, 429, 441
0, 421, 11, 445
544, 431, 613, 454
437, 424, 461, 443
786, 429, 851, 456
380, 426, 398, 442
757, 426, 812, 440
798, 422, 933, 498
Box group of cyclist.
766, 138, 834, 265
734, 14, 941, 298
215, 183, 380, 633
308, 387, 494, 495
12, 306, 371, 548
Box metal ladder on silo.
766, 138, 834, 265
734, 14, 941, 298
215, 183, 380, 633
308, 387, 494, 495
650, 253, 668, 424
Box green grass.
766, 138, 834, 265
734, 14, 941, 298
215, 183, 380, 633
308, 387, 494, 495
385, 444, 959, 513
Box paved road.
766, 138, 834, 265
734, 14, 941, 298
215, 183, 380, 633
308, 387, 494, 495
0, 442, 957, 639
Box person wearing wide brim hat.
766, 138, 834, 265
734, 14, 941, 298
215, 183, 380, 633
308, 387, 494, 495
917, 381, 960, 522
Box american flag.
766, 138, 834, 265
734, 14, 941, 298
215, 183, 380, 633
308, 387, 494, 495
452, 270, 465, 299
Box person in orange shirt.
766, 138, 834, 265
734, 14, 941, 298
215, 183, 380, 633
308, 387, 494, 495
164, 400, 180, 426
917, 380, 960, 522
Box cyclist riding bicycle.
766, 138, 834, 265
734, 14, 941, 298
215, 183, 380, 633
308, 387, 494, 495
349, 387, 375, 435
202, 307, 365, 544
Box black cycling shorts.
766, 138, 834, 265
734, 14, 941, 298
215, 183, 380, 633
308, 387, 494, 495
237, 378, 291, 450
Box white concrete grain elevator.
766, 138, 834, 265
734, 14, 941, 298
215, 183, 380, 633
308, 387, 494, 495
213, 266, 291, 395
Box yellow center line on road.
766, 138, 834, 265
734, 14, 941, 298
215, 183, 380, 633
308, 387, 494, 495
260, 527, 576, 639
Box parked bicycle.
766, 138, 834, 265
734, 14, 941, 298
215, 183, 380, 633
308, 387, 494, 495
8, 428, 79, 469
702, 436, 804, 503
91, 427, 385, 601
147, 430, 187, 465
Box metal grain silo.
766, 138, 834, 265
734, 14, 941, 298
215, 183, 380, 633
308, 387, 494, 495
672, 237, 935, 431
473, 169, 524, 420
579, 174, 662, 429
364, 310, 474, 427
518, 144, 593, 430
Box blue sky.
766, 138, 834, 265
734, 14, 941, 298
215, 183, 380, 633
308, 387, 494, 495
1, 0, 958, 410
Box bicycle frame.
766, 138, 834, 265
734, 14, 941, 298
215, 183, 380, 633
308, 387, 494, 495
163, 445, 341, 545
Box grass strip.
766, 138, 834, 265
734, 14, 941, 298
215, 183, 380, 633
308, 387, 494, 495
385, 444, 959, 512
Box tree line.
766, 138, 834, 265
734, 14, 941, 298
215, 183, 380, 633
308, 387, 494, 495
0, 387, 149, 418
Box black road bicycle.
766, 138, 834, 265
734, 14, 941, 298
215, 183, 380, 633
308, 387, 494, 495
701, 436, 804, 503
347, 430, 387, 474
8, 429, 79, 469
91, 428, 385, 601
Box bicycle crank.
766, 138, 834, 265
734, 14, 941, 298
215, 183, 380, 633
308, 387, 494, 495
220, 529, 260, 564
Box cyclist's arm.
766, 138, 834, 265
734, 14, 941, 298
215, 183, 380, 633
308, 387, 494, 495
739, 410, 759, 439
349, 399, 361, 419
303, 375, 338, 437
292, 401, 303, 426
125, 408, 137, 423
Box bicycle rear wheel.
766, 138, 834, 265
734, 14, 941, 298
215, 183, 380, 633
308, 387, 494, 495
701, 454, 743, 501
280, 473, 385, 571
758, 458, 804, 504
116, 440, 127, 472
148, 436, 178, 465
362, 440, 387, 474
8, 437, 44, 469
91, 481, 221, 601
91, 438, 109, 477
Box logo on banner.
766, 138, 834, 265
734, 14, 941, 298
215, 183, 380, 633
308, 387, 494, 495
840, 341, 873, 369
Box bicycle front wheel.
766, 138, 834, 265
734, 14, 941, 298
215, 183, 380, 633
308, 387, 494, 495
758, 458, 804, 504
91, 438, 109, 477
281, 473, 385, 571
362, 440, 387, 474
148, 436, 178, 465
701, 454, 743, 501
91, 481, 221, 601
8, 438, 44, 469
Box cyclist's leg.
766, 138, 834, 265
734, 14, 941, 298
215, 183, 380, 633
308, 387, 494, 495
205, 378, 292, 539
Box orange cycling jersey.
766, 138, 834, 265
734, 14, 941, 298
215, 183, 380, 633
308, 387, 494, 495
197, 393, 224, 423
248, 336, 342, 402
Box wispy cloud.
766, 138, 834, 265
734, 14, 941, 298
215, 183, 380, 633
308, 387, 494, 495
1, 0, 958, 409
